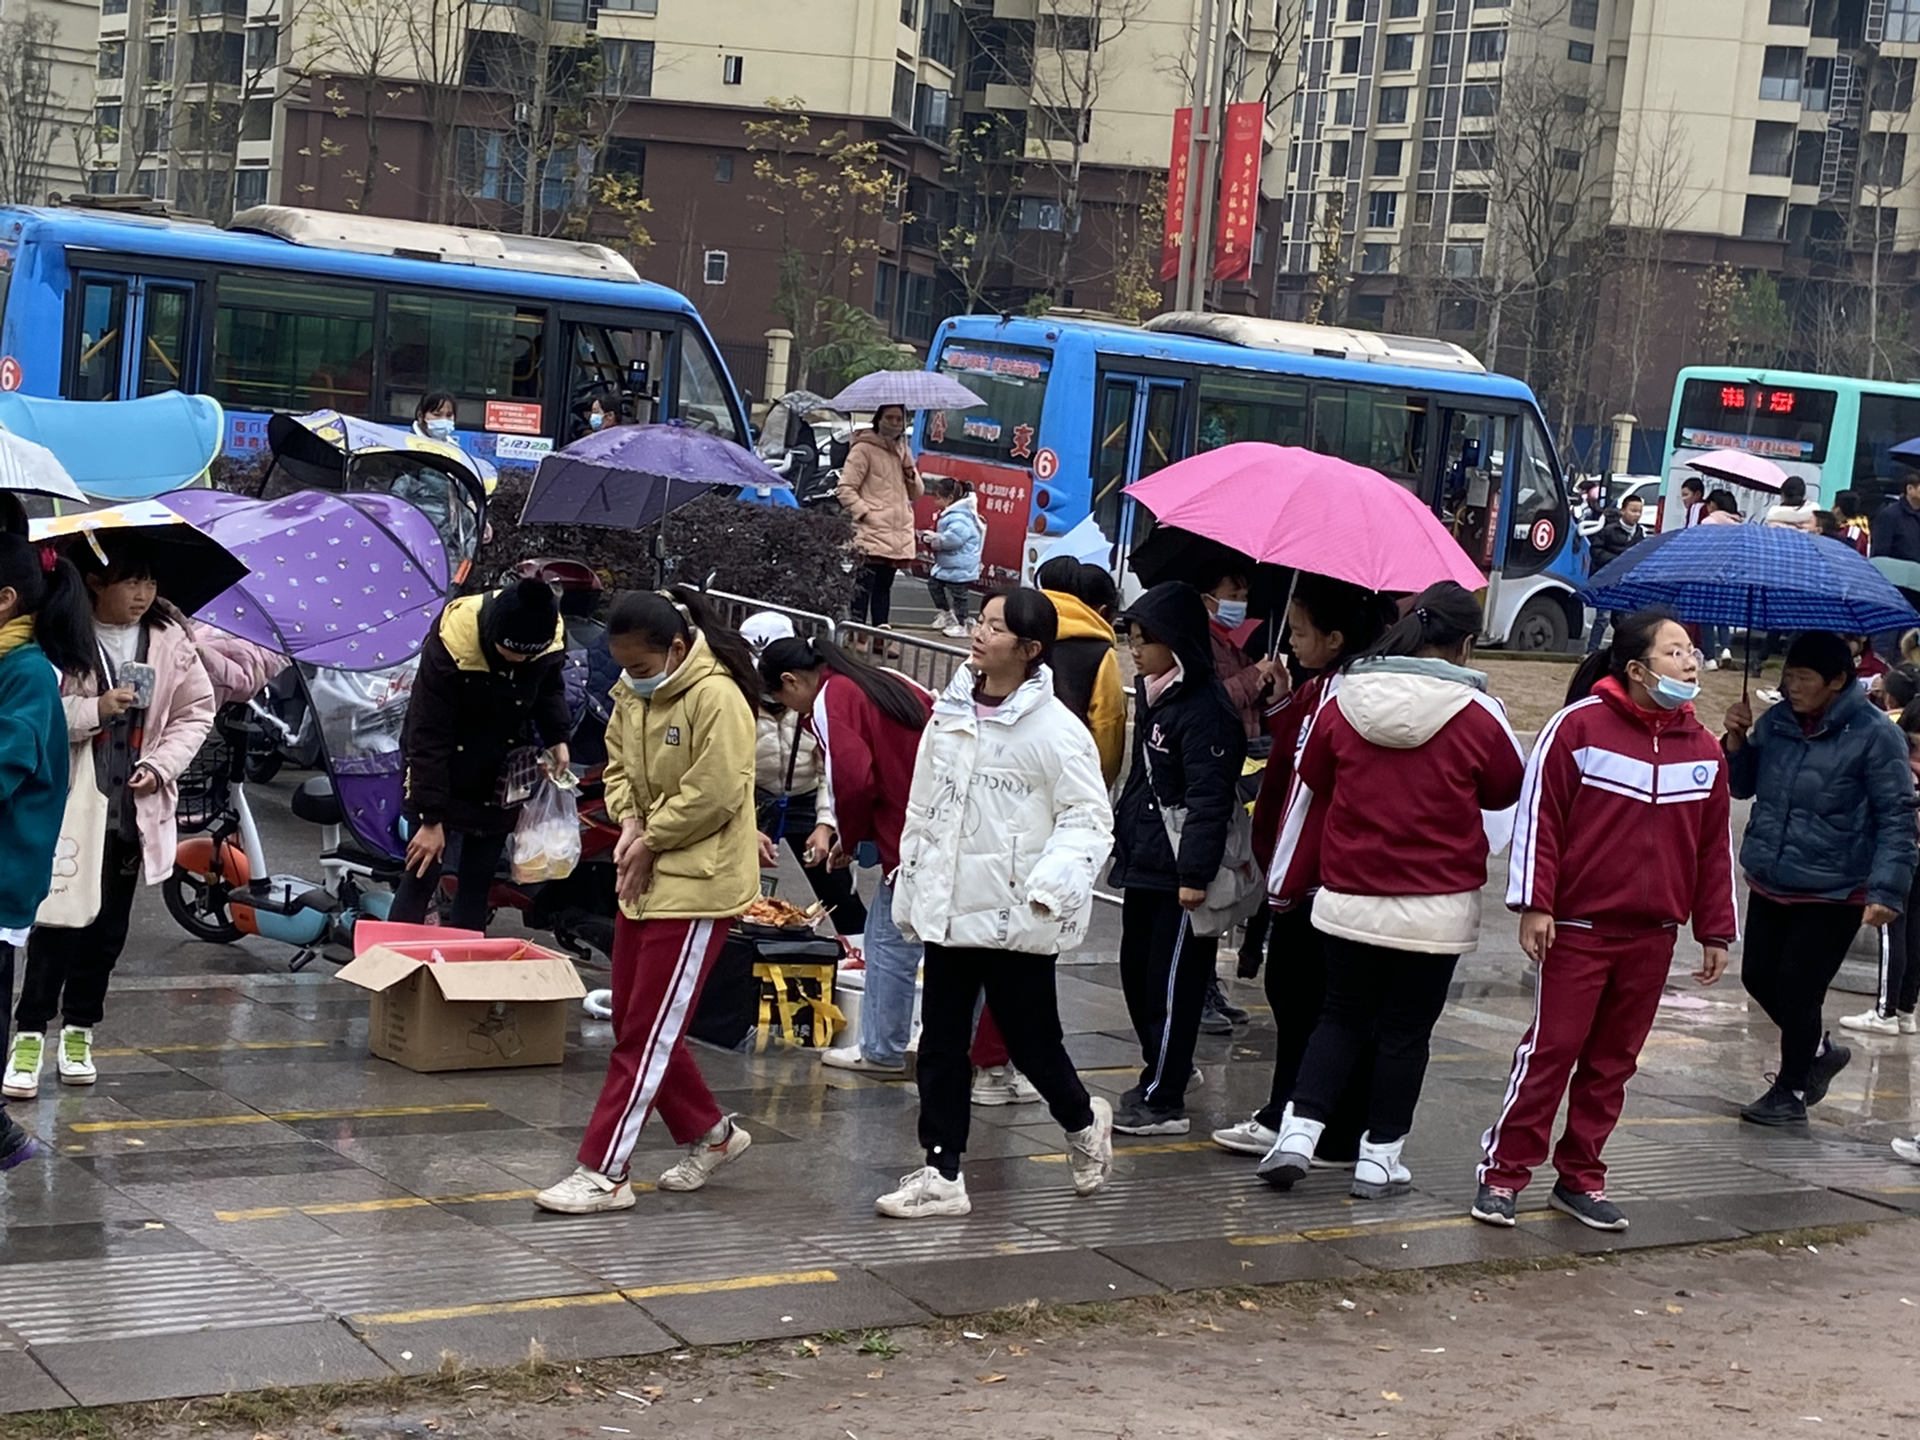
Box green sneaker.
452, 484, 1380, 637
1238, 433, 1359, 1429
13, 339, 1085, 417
4, 1033, 44, 1100
57, 1026, 96, 1086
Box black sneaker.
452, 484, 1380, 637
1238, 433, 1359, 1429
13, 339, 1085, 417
1804, 1037, 1852, 1107
1549, 1182, 1628, 1231
1740, 1082, 1808, 1127
1470, 1182, 1518, 1227
1111, 1102, 1190, 1136
0, 1115, 44, 1171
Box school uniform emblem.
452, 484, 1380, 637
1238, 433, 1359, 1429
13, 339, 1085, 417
666, 726, 682, 745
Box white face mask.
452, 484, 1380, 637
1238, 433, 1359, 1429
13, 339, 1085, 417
425, 416, 456, 440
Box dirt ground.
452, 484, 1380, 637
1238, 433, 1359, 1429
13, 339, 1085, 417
37, 1220, 1919, 1440
1479, 654, 1760, 735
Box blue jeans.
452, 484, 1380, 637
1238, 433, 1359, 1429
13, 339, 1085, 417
857, 878, 922, 1067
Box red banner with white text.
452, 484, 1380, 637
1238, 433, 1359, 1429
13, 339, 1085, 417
1160, 107, 1194, 283
1213, 102, 1263, 281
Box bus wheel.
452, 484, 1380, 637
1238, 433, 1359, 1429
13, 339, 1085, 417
1509, 595, 1570, 653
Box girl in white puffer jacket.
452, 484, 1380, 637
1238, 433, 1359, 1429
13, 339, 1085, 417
879, 589, 1116, 1219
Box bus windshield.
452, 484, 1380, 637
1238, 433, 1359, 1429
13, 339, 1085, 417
923, 341, 1051, 465
1674, 378, 1836, 462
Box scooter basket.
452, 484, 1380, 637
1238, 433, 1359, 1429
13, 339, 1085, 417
175, 730, 233, 833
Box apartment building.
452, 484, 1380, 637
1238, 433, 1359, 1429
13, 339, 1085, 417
2, 0, 99, 201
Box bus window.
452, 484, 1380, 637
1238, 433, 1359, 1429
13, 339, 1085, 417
381, 294, 545, 431
1505, 412, 1568, 578
68, 278, 127, 401
137, 283, 193, 397
923, 341, 1052, 464
674, 333, 741, 444
1195, 370, 1307, 451
1854, 391, 1920, 512
1675, 378, 1834, 464
1437, 410, 1508, 573
1092, 374, 1181, 545
1310, 384, 1429, 484
212, 274, 375, 413
567, 321, 667, 434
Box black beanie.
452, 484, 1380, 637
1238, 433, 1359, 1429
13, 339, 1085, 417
1783, 630, 1855, 683
485, 578, 560, 655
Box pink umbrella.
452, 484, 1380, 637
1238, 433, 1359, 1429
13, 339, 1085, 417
1683, 448, 1787, 494
1123, 443, 1485, 593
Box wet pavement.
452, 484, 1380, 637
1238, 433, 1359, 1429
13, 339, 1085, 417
2, 773, 1918, 1409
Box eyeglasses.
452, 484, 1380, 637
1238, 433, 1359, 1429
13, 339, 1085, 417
972, 617, 1012, 637
1638, 646, 1704, 667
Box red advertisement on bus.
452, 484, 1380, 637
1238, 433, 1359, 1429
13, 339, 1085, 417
911, 454, 1035, 588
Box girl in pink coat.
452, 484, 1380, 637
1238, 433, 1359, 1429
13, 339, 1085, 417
3, 536, 214, 1099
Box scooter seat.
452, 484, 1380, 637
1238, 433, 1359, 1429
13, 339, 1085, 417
290, 775, 344, 827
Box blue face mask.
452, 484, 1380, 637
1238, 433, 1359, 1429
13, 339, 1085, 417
589, 412, 606, 430
623, 671, 666, 698
1648, 673, 1700, 709
425, 416, 455, 440
1213, 599, 1249, 629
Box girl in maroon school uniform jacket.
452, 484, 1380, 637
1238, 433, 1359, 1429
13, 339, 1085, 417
1470, 608, 1737, 1234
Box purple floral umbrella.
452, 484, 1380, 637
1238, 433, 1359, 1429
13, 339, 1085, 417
163, 488, 451, 670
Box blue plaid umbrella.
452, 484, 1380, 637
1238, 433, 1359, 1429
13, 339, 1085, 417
1582, 523, 1918, 636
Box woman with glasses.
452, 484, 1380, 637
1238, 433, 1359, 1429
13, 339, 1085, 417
1471, 610, 1737, 1233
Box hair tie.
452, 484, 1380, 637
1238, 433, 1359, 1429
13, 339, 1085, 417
38, 544, 58, 574
1415, 605, 1429, 626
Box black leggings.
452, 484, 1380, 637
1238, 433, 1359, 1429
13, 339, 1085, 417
1253, 907, 1369, 1159
389, 828, 511, 932
1741, 892, 1863, 1091
1292, 934, 1457, 1144
1879, 871, 1920, 1017
1118, 887, 1217, 1109
917, 943, 1095, 1177
17, 832, 143, 1031
851, 561, 897, 627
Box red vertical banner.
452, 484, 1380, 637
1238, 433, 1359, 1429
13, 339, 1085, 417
1212, 102, 1264, 281
1160, 106, 1193, 283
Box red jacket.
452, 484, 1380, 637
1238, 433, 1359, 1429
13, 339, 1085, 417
1250, 670, 1334, 868
809, 671, 932, 872
1507, 676, 1738, 945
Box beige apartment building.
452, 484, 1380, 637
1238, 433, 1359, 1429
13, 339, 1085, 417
1, 0, 99, 202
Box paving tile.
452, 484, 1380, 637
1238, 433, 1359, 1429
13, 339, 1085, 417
0, 1218, 201, 1267
1513, 1201, 1745, 1254
630, 1270, 929, 1347
68, 1140, 361, 1185
31, 1320, 391, 1405
356, 1296, 676, 1373
1098, 1235, 1365, 1291
1319, 1217, 1566, 1271
1700, 1188, 1903, 1233
870, 1247, 1162, 1316
0, 1347, 74, 1413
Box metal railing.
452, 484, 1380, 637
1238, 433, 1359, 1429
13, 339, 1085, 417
836, 621, 970, 695
702, 589, 838, 644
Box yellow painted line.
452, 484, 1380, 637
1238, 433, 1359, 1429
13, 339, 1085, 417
355, 1291, 631, 1327
93, 1040, 334, 1058
216, 1184, 657, 1223
1221, 1231, 1310, 1248
621, 1269, 839, 1301
1029, 1139, 1219, 1163
68, 1102, 494, 1134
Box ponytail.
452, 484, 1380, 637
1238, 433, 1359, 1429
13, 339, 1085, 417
605, 585, 761, 713
0, 535, 96, 682
758, 634, 929, 732
1352, 580, 1482, 667
1564, 605, 1681, 706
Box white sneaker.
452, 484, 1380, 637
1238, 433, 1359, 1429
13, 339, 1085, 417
535, 1165, 637, 1214
819, 1044, 908, 1076
1840, 1007, 1901, 1036
658, 1118, 752, 1192
1255, 1104, 1323, 1190
1350, 1131, 1413, 1200
1718, 648, 1734, 665
942, 623, 971, 638
1067, 1097, 1114, 1196
56, 1027, 95, 1086
3, 1033, 42, 1100
1211, 1116, 1279, 1156
1894, 1135, 1920, 1165
930, 609, 955, 631
1703, 658, 1718, 672
876, 1165, 971, 1218
971, 1065, 1015, 1105
1902, 1010, 1918, 1035
1008, 1071, 1041, 1104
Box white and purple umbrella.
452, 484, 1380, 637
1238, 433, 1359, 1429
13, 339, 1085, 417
826, 370, 985, 413
520, 421, 787, 529
164, 488, 451, 670
1683, 448, 1788, 494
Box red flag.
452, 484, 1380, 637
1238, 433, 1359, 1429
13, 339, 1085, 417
1212, 102, 1264, 282
1160, 107, 1193, 283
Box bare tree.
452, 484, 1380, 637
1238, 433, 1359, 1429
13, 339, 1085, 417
937, 112, 1027, 314
1606, 105, 1697, 419
305, 0, 411, 213
401, 0, 476, 224
0, 14, 64, 206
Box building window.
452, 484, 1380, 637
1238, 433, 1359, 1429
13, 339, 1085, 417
1360, 243, 1394, 271
102, 0, 129, 13
245, 24, 277, 72
455, 126, 525, 204
1567, 40, 1593, 62
1034, 105, 1089, 143
1377, 86, 1408, 123
1456, 135, 1494, 170
234, 166, 268, 209
1017, 195, 1067, 230
1036, 13, 1094, 49
1334, 88, 1355, 124
900, 271, 934, 343
1554, 146, 1583, 171
1862, 132, 1908, 189
1413, 192, 1435, 224
1445, 241, 1482, 275
1870, 59, 1917, 113
1440, 297, 1478, 329
1426, 85, 1447, 118
1339, 36, 1361, 73
95, 39, 123, 81
597, 0, 659, 10
600, 40, 654, 96
1462, 82, 1500, 116
96, 104, 122, 145
1328, 138, 1350, 176
1802, 55, 1831, 111
1367, 190, 1399, 226
1345, 0, 1365, 18
89, 169, 117, 196
1471, 0, 1509, 6
1383, 33, 1415, 69
604, 139, 645, 185
1792, 129, 1824, 184
1769, 0, 1808, 19
1430, 32, 1452, 67
914, 84, 952, 141
1570, 0, 1598, 25
1749, 120, 1795, 177
713, 153, 733, 182
1759, 46, 1803, 103
1742, 194, 1786, 239
1389, 0, 1419, 15
873, 261, 897, 321
892, 63, 915, 126
703, 250, 728, 285
1373, 139, 1403, 174
1419, 138, 1439, 170
1885, 0, 1919, 40
1450, 190, 1490, 224
190, 31, 244, 86
900, 0, 916, 22
721, 54, 743, 85
1467, 28, 1506, 63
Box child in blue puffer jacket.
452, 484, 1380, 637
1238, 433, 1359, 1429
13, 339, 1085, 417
920, 476, 984, 639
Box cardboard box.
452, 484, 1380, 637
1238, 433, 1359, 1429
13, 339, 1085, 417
336, 937, 586, 1073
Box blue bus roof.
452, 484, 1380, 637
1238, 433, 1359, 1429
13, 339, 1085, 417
937, 313, 1543, 407
0, 206, 706, 315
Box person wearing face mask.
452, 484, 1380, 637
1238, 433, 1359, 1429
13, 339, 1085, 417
1199, 565, 1285, 743
1469, 610, 1736, 1233
581, 395, 618, 436
537, 588, 765, 1214
836, 405, 923, 632
413, 391, 459, 444
1723, 631, 1917, 1127
391, 579, 572, 932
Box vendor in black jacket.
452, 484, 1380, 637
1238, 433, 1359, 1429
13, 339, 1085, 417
393, 578, 573, 930
1109, 581, 1247, 1136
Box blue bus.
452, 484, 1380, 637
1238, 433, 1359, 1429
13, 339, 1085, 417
916, 312, 1584, 650
0, 204, 748, 468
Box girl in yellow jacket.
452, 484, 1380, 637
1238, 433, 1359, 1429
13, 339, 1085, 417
536, 589, 768, 1215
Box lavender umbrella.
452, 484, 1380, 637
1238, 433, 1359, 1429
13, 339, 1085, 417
163, 488, 451, 670
520, 421, 787, 529
826, 370, 985, 412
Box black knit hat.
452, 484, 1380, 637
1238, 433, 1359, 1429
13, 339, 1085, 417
1783, 630, 1855, 683
484, 578, 560, 656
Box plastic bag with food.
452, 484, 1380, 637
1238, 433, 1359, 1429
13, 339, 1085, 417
509, 773, 582, 883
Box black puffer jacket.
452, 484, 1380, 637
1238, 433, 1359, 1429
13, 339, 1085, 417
401, 592, 572, 834
1587, 514, 1645, 573
1109, 582, 1247, 892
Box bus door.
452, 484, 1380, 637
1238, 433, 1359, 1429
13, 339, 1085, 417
1434, 408, 1510, 578
1092, 371, 1186, 554
66, 271, 198, 401
554, 309, 672, 439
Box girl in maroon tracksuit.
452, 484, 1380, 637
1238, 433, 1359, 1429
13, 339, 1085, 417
1472, 609, 1737, 1233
